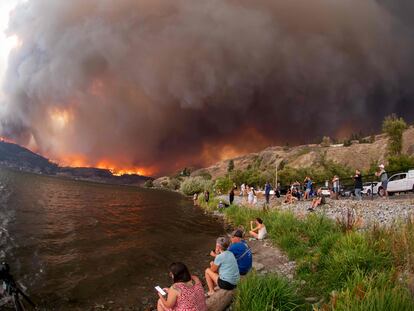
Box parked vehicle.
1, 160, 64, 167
362, 182, 381, 196
320, 187, 331, 197
386, 170, 414, 194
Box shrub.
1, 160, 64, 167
179, 176, 212, 195
382, 114, 407, 156
387, 154, 414, 173
321, 136, 331, 147
214, 176, 233, 194
167, 177, 181, 190
143, 179, 153, 188
227, 159, 235, 172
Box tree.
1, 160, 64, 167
214, 177, 233, 194
382, 114, 407, 156
227, 159, 235, 173
321, 136, 331, 147
387, 155, 414, 172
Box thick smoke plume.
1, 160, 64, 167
1, 0, 414, 175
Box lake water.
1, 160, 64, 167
0, 168, 224, 310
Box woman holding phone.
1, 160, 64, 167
157, 262, 207, 311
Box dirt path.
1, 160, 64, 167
249, 239, 296, 280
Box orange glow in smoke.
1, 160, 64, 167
0, 136, 14, 143
200, 127, 271, 165
48, 108, 72, 130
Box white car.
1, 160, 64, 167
361, 182, 381, 196
320, 187, 331, 197
387, 170, 414, 194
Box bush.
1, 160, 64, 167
179, 177, 212, 195
233, 273, 303, 311
167, 177, 181, 190
231, 169, 267, 188
382, 114, 407, 155
143, 179, 153, 188
387, 154, 414, 173
321, 136, 331, 147
214, 176, 233, 194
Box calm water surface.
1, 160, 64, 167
0, 169, 224, 309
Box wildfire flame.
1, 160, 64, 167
56, 155, 154, 176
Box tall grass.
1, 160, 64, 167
233, 273, 304, 311
332, 270, 414, 310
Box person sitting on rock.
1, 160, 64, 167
308, 188, 326, 211
249, 218, 267, 240
228, 229, 252, 275
205, 236, 240, 296
157, 262, 207, 311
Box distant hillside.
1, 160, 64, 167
190, 127, 414, 180
0, 140, 151, 185
0, 140, 58, 174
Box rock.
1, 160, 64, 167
252, 262, 265, 271
206, 289, 234, 311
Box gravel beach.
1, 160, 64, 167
219, 194, 414, 229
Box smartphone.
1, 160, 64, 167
155, 286, 167, 297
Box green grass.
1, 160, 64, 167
333, 270, 414, 311
197, 197, 414, 310
233, 273, 304, 311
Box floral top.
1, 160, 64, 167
167, 281, 207, 311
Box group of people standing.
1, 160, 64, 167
239, 183, 258, 205
156, 219, 267, 311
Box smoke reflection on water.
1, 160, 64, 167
0, 168, 224, 309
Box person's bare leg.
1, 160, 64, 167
205, 268, 219, 295
249, 231, 259, 239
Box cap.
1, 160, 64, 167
232, 229, 243, 238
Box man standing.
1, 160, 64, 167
332, 175, 340, 200
228, 230, 252, 275
304, 177, 313, 200
264, 182, 272, 204
229, 187, 235, 205
376, 164, 388, 198
353, 170, 363, 200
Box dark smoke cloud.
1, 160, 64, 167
1, 0, 414, 175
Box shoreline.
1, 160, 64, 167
196, 194, 414, 310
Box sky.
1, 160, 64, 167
0, 0, 413, 176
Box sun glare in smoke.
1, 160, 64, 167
6, 34, 21, 50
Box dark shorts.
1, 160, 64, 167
382, 181, 388, 190
218, 278, 237, 290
